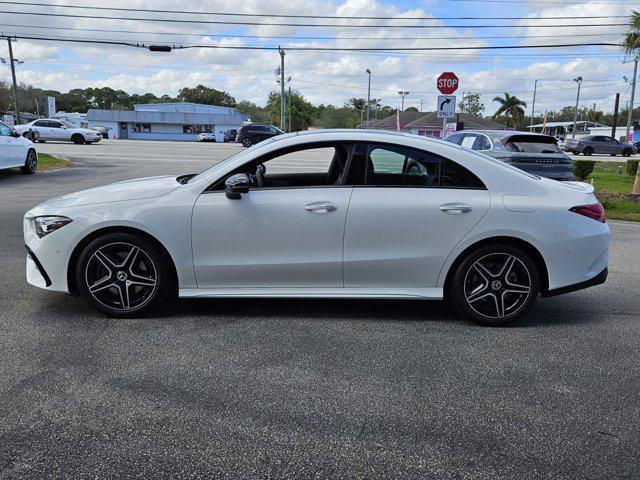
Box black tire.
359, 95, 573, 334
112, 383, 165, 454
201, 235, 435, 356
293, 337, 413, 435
610, 153, 617, 157
242, 137, 252, 148
583, 147, 594, 156
20, 149, 37, 174
36, 139, 46, 143
622, 148, 632, 157
450, 244, 540, 326
75, 233, 174, 317
72, 133, 85, 145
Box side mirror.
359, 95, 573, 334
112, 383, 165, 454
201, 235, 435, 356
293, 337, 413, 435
225, 173, 250, 199
11, 130, 20, 138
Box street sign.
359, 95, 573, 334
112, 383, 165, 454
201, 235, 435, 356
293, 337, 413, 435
437, 95, 456, 118
437, 72, 459, 95
46, 96, 56, 117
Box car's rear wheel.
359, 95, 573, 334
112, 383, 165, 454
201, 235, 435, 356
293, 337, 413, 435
583, 147, 594, 156
610, 153, 617, 156
20, 149, 37, 174
450, 244, 540, 326
76, 233, 173, 317
242, 137, 252, 147
72, 133, 85, 145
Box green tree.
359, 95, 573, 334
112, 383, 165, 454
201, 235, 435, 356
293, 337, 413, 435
177, 85, 235, 107
267, 90, 316, 131
492, 92, 527, 128
236, 100, 269, 123
458, 93, 485, 117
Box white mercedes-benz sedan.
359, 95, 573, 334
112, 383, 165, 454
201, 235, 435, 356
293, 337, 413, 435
23, 130, 610, 326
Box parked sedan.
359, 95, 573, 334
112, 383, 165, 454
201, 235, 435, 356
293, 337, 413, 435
0, 121, 38, 174
564, 135, 637, 157
445, 130, 573, 181
15, 119, 102, 145
197, 132, 216, 142
24, 130, 610, 326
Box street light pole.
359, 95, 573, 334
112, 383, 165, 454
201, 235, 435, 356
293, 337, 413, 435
397, 90, 409, 111
365, 68, 371, 127
571, 76, 582, 139
279, 47, 286, 132
625, 56, 638, 142
5, 36, 21, 125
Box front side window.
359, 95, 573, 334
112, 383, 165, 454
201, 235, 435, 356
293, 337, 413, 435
349, 143, 485, 189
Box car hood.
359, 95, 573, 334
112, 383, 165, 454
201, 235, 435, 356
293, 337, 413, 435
39, 175, 181, 208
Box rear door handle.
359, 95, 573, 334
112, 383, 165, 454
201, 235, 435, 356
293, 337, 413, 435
305, 202, 337, 213
439, 203, 472, 213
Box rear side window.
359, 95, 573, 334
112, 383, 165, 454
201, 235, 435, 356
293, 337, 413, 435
349, 143, 485, 189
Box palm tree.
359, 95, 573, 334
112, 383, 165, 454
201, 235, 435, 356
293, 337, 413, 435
491, 93, 527, 128
623, 10, 640, 195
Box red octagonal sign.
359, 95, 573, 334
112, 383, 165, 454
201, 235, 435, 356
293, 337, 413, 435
437, 72, 459, 95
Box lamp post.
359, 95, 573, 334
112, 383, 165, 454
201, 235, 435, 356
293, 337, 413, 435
571, 76, 582, 139
625, 57, 638, 142
365, 69, 371, 127
0, 36, 24, 125
397, 90, 409, 111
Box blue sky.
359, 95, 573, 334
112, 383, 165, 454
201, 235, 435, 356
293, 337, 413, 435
0, 0, 635, 115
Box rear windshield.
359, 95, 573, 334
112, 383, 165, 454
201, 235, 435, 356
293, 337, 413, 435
506, 141, 563, 154
504, 135, 562, 154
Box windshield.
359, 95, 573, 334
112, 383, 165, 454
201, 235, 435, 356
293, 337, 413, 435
61, 120, 79, 128
186, 136, 279, 183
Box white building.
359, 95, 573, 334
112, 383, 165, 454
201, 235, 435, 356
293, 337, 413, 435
86, 102, 249, 142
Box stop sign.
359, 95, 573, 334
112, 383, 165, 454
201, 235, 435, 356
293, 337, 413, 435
437, 72, 459, 95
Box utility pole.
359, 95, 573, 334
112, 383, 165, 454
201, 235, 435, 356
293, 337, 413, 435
365, 68, 371, 126
279, 47, 285, 131
612, 93, 620, 139
530, 79, 538, 128
288, 85, 292, 133
4, 36, 21, 125
625, 56, 637, 142
571, 76, 582, 139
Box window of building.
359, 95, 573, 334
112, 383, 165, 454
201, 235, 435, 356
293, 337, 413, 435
133, 123, 151, 133
183, 125, 213, 134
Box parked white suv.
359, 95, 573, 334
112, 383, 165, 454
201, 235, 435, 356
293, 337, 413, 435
0, 121, 38, 174
15, 119, 102, 145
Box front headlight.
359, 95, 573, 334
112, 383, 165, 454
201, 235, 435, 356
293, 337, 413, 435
33, 216, 73, 238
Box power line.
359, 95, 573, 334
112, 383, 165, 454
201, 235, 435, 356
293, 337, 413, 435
0, 10, 629, 28
451, 0, 633, 4
0, 22, 627, 41
3, 34, 621, 51
0, 1, 630, 20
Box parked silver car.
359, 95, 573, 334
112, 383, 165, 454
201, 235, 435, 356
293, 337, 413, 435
564, 135, 637, 157
445, 130, 573, 181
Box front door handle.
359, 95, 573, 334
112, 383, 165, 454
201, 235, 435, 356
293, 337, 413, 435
305, 202, 337, 213
439, 203, 472, 213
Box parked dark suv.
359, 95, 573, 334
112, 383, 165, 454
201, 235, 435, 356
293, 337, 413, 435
236, 124, 283, 147
564, 135, 637, 157
445, 130, 573, 181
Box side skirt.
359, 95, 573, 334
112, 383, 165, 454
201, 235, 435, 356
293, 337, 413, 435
179, 287, 444, 300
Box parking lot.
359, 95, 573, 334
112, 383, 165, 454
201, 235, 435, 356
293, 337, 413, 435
1, 140, 639, 478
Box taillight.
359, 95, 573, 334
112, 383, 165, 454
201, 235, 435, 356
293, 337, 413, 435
569, 203, 606, 223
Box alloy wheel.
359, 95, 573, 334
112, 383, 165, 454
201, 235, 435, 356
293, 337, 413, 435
84, 242, 158, 312
463, 252, 532, 319
27, 151, 37, 172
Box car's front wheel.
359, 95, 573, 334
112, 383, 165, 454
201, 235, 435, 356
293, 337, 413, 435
583, 147, 594, 156
71, 133, 85, 145
622, 148, 633, 157
76, 233, 173, 317
242, 137, 252, 147
450, 244, 540, 326
20, 149, 37, 174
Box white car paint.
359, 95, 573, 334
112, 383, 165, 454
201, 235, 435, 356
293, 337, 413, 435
15, 119, 102, 143
0, 121, 36, 170
23, 130, 610, 314
197, 132, 216, 142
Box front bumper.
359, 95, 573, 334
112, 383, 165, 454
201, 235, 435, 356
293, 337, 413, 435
26, 246, 52, 288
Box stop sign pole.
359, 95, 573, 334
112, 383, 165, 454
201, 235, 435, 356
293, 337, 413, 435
437, 72, 459, 138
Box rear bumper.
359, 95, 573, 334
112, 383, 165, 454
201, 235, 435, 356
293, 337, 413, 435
543, 267, 608, 297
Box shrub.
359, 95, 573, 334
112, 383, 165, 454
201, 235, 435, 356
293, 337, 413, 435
626, 159, 639, 177
573, 160, 595, 181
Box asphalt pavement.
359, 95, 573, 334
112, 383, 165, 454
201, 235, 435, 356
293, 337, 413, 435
0, 140, 639, 479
